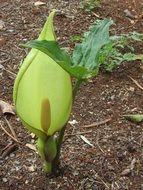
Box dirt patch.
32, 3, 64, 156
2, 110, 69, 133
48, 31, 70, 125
0, 0, 143, 189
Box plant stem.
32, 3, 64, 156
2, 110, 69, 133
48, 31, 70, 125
51, 79, 83, 174
51, 123, 66, 174
37, 137, 52, 173
73, 79, 83, 101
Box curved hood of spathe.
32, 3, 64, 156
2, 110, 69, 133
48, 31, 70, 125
13, 11, 72, 138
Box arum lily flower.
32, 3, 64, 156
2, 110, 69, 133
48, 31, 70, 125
14, 11, 113, 174
13, 11, 72, 173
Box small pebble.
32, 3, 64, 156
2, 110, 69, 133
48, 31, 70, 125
22, 38, 28, 42
68, 119, 78, 125
0, 37, 6, 46
0, 64, 4, 69
31, 139, 35, 144
73, 170, 79, 176
10, 153, 15, 158
15, 166, 22, 171
16, 118, 20, 121
25, 180, 29, 184
2, 178, 8, 183
129, 87, 135, 92
124, 9, 135, 19
14, 160, 20, 165
7, 29, 14, 33
0, 20, 5, 30
28, 165, 35, 172
110, 95, 115, 101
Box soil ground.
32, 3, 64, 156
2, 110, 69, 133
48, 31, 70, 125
0, 0, 143, 189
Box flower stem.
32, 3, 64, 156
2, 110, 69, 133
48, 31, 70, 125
37, 137, 52, 173
51, 79, 83, 174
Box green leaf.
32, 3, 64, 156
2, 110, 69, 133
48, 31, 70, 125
22, 40, 89, 79
129, 31, 143, 42
70, 35, 83, 43
72, 19, 113, 70
23, 19, 112, 79
124, 114, 143, 123
123, 53, 139, 61
22, 40, 72, 69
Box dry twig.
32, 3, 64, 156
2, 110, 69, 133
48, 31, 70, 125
0, 124, 21, 144
95, 173, 110, 189
4, 117, 18, 141
129, 76, 143, 91
96, 130, 105, 154
0, 58, 10, 64
1, 144, 17, 158
3, 68, 16, 78
83, 118, 111, 128
65, 130, 92, 137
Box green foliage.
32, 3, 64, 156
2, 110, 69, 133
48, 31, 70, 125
70, 35, 83, 43
124, 114, 143, 123
18, 11, 143, 175
98, 31, 143, 71
80, 0, 101, 11
24, 20, 143, 76
24, 19, 112, 79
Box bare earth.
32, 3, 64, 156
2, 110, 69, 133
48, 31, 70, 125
0, 0, 143, 189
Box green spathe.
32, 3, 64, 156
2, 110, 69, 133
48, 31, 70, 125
13, 11, 72, 137
23, 19, 112, 79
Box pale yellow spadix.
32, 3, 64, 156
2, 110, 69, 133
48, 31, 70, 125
13, 11, 72, 138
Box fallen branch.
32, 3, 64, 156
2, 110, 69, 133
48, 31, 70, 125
129, 76, 143, 91
83, 118, 111, 128
96, 130, 105, 154
4, 117, 18, 141
0, 58, 10, 64
95, 173, 110, 189
0, 124, 21, 144
65, 130, 92, 137
1, 143, 17, 158
3, 68, 16, 78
